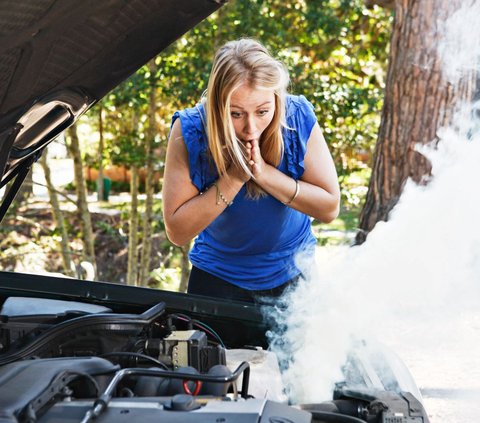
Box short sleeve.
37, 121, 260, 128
283, 95, 318, 180
170, 105, 216, 192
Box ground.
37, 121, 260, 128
0, 204, 128, 282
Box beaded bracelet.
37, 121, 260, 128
284, 179, 300, 205
213, 182, 233, 207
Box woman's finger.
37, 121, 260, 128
252, 138, 258, 153
245, 142, 252, 160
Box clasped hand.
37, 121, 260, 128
228, 139, 266, 183
247, 139, 266, 177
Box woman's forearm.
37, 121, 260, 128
255, 164, 340, 223
164, 173, 245, 246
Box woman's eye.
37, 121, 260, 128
231, 112, 242, 118
258, 109, 269, 116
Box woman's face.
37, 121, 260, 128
229, 83, 275, 144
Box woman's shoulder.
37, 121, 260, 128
171, 102, 208, 157
282, 94, 318, 179
285, 95, 317, 135
173, 102, 206, 131
285, 94, 315, 118
171, 103, 211, 191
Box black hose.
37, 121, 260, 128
80, 361, 251, 423
100, 351, 169, 369
309, 410, 366, 423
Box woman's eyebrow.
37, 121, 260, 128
230, 101, 272, 109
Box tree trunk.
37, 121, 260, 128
39, 154, 75, 277
139, 60, 158, 287
364, 0, 395, 10
96, 106, 105, 202
127, 166, 139, 286
178, 244, 190, 293
356, 0, 477, 244
66, 125, 97, 278
15, 169, 33, 204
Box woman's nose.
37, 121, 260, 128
244, 116, 257, 135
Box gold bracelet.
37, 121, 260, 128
213, 182, 233, 206
284, 179, 300, 205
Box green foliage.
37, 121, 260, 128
312, 166, 371, 246
339, 167, 371, 211
82, 0, 392, 178
96, 221, 120, 238
81, 68, 157, 172
149, 264, 181, 291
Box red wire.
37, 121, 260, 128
183, 379, 202, 396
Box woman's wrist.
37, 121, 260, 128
211, 181, 233, 206
283, 179, 300, 205
210, 171, 245, 207
251, 162, 273, 187
254, 165, 302, 205
226, 163, 250, 184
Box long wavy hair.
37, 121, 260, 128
204, 39, 290, 198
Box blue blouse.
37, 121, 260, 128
171, 95, 317, 290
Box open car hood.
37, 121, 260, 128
0, 0, 223, 219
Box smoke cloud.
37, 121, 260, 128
438, 1, 480, 85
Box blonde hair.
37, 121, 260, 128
204, 39, 290, 198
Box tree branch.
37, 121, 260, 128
21, 180, 77, 205
364, 0, 395, 10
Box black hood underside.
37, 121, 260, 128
0, 0, 223, 197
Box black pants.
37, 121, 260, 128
187, 266, 300, 304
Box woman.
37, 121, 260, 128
162, 39, 340, 303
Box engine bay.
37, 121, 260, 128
0, 280, 431, 423
0, 297, 298, 422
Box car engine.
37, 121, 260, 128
0, 297, 304, 422
0, 296, 430, 423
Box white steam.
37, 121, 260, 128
438, 1, 480, 85
272, 119, 480, 403
269, 2, 480, 419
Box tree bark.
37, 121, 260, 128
15, 169, 34, 204
178, 244, 190, 293
356, 0, 477, 244
66, 125, 97, 277
39, 154, 75, 277
139, 59, 158, 287
127, 165, 139, 286
96, 105, 105, 202
364, 0, 395, 10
